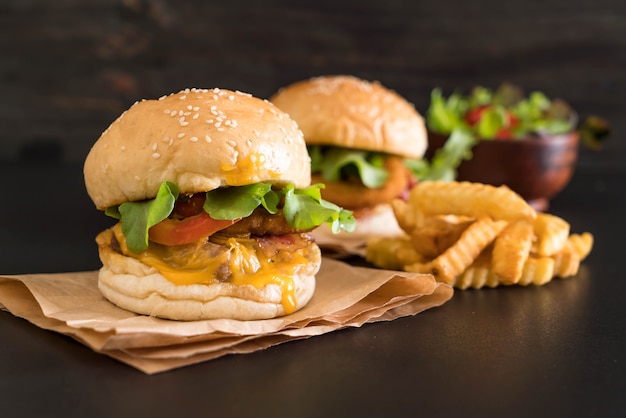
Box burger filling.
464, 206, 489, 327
99, 181, 355, 313
308, 145, 417, 214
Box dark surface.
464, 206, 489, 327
2, 1, 625, 417
1, 163, 625, 417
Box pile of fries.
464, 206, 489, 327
366, 181, 593, 289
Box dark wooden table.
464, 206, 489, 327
0, 160, 624, 417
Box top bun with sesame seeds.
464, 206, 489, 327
84, 88, 311, 210
270, 75, 427, 159
82, 88, 355, 321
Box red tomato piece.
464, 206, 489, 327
149, 211, 239, 246
465, 105, 489, 125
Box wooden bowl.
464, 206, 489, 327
425, 131, 580, 211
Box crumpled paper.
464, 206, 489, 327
0, 258, 452, 374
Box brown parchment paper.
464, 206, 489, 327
0, 258, 453, 374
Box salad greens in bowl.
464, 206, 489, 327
420, 83, 591, 210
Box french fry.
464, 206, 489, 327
455, 251, 500, 289
404, 260, 435, 275
391, 199, 425, 233
407, 181, 537, 222
491, 219, 534, 284
366, 235, 424, 270
567, 232, 594, 260
551, 240, 581, 278
409, 215, 473, 259
532, 212, 570, 256
518, 256, 556, 286
431, 218, 507, 285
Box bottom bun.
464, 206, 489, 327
311, 203, 405, 256
96, 230, 320, 321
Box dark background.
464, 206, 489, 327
1, 0, 624, 168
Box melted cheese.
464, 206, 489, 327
221, 152, 281, 185
111, 224, 306, 314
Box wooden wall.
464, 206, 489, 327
2, 0, 624, 167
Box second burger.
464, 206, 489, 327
270, 75, 427, 240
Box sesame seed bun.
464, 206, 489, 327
84, 88, 310, 210
270, 75, 427, 159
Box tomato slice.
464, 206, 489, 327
149, 211, 239, 246
465, 105, 489, 125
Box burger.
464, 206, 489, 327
270, 75, 427, 242
83, 88, 354, 321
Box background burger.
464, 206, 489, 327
270, 75, 427, 243
83, 88, 354, 321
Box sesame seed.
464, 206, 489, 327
152, 153, 161, 159
227, 140, 237, 147
193, 106, 200, 111
205, 135, 212, 142
178, 110, 184, 116
190, 136, 198, 142
162, 136, 171, 142
164, 109, 171, 114
187, 105, 193, 110
179, 95, 187, 100
120, 145, 126, 151
177, 133, 185, 138
193, 113, 199, 119
206, 119, 213, 124
215, 121, 222, 128
152, 143, 158, 151
229, 95, 235, 100
246, 139, 252, 146
217, 127, 225, 132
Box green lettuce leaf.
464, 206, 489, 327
309, 145, 389, 188
282, 184, 356, 234
406, 128, 476, 181
476, 105, 508, 139
425, 88, 467, 134
203, 183, 279, 219
116, 181, 179, 253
